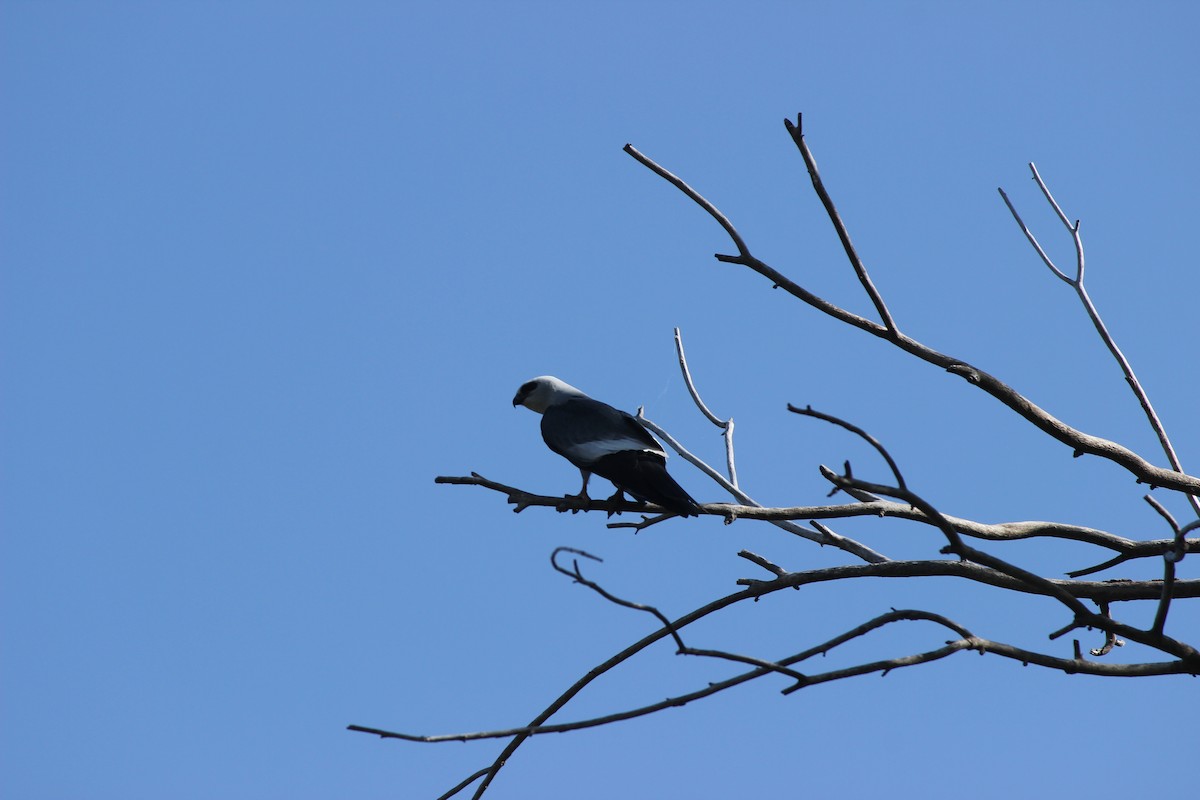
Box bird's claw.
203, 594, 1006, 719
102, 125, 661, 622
605, 488, 628, 518
557, 491, 591, 514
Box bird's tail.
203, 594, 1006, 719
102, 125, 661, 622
593, 451, 701, 517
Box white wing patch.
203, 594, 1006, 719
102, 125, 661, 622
566, 436, 666, 463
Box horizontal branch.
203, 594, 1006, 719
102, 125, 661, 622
734, 557, 1200, 604
438, 474, 1200, 567
435, 472, 661, 516
436, 472, 891, 563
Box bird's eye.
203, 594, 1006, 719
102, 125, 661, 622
520, 381, 536, 394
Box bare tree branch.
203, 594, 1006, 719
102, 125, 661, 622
438, 474, 1199, 569
673, 327, 738, 487
623, 143, 889, 336
1000, 164, 1200, 519
997, 185, 1075, 284
788, 403, 907, 490
550, 547, 685, 650
784, 113, 899, 335
732, 556, 1200, 603
623, 143, 750, 258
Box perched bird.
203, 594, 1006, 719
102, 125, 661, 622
512, 376, 701, 517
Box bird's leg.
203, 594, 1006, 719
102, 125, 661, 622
557, 469, 592, 514
605, 487, 627, 518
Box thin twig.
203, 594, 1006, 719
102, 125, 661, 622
788, 404, 907, 490
1144, 491, 1183, 638
1029, 163, 1086, 282
681, 647, 808, 682
997, 186, 1073, 284
673, 328, 723, 426
784, 114, 899, 334
550, 547, 685, 650
605, 513, 674, 533
738, 550, 787, 577
436, 768, 491, 800
623, 143, 750, 258
1066, 552, 1135, 579
1145, 495, 1183, 538
673, 327, 739, 488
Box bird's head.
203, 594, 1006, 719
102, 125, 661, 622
513, 375, 585, 413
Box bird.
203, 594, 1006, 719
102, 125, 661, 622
512, 376, 701, 517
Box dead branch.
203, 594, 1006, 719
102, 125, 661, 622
438, 473, 1199, 565
673, 327, 738, 487
1000, 167, 1199, 520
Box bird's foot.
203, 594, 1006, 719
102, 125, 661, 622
557, 491, 591, 514
605, 488, 628, 518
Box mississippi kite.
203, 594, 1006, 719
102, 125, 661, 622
513, 376, 700, 517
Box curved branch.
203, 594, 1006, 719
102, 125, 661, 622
788, 404, 906, 490
673, 327, 738, 488
623, 143, 750, 258
997, 185, 1074, 284
673, 327, 725, 427
550, 547, 685, 651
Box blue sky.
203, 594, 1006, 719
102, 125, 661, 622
3, 3, 1197, 798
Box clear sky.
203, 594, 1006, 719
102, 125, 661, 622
3, 2, 1197, 798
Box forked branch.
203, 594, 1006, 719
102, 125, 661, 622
1000, 164, 1199, 520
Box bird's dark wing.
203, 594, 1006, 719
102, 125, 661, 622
541, 398, 699, 517
540, 397, 663, 469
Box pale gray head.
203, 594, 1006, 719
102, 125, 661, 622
512, 375, 587, 414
